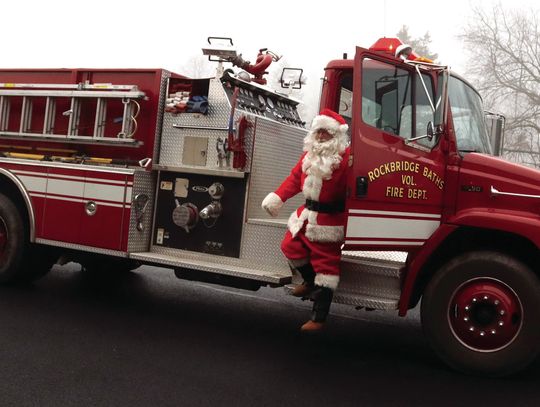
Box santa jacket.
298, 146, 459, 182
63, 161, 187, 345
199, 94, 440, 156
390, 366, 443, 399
274, 146, 350, 243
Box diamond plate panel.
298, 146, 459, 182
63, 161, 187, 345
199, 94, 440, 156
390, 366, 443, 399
158, 78, 256, 173
247, 118, 306, 220
151, 70, 171, 164
337, 255, 402, 302
342, 250, 408, 265
158, 79, 230, 166
332, 293, 398, 309
240, 221, 289, 272
137, 245, 291, 284
127, 170, 156, 252
165, 78, 232, 129
36, 238, 128, 258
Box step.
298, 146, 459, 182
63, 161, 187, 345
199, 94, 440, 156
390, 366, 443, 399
130, 250, 291, 285
283, 285, 399, 310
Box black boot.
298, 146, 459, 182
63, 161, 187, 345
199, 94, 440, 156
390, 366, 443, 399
291, 263, 315, 297
301, 286, 334, 332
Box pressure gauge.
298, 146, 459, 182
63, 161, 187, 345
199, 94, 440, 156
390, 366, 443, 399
266, 97, 274, 109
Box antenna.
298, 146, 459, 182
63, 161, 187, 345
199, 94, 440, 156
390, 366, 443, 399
383, 0, 387, 37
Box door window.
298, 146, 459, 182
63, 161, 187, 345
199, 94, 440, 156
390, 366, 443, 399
361, 58, 437, 148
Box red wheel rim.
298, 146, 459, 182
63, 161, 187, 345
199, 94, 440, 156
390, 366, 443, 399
448, 277, 523, 352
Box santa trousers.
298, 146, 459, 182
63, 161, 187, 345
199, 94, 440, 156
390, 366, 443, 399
281, 229, 342, 276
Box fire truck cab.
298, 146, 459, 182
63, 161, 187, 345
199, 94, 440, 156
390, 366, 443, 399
0, 37, 537, 376
323, 38, 539, 376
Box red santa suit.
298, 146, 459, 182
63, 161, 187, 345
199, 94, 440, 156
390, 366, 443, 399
262, 109, 350, 291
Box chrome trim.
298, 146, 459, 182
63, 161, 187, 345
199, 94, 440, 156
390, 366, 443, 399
0, 168, 36, 242
172, 124, 231, 132
0, 157, 136, 175
490, 186, 540, 199
153, 164, 245, 178
404, 139, 432, 152
0, 132, 142, 147
35, 238, 128, 257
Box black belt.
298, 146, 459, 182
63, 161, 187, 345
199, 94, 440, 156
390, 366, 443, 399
305, 199, 345, 213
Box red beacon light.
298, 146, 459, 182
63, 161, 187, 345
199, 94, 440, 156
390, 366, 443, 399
368, 37, 433, 63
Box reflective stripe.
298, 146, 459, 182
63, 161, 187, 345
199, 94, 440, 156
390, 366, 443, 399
346, 213, 440, 241
348, 209, 441, 219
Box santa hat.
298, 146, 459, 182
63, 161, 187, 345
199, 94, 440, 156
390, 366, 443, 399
310, 108, 349, 135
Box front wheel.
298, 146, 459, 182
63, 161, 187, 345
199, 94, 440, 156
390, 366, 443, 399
421, 251, 540, 376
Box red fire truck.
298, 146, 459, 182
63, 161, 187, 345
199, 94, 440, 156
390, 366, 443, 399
0, 36, 536, 376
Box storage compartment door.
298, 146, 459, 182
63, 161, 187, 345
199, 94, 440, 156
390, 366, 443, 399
79, 171, 128, 250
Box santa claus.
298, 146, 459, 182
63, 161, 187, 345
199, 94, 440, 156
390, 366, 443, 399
261, 108, 350, 331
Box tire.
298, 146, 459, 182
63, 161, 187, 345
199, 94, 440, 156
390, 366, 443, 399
421, 250, 540, 376
0, 193, 57, 284
0, 193, 26, 283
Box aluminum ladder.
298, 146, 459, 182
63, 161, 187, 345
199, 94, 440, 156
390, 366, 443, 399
0, 82, 146, 145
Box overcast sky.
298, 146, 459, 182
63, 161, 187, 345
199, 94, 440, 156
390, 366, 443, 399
2, 0, 539, 117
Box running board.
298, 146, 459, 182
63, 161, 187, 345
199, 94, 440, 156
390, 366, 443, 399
130, 251, 291, 285
287, 251, 406, 310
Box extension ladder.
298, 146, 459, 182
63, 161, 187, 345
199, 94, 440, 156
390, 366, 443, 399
0, 82, 146, 145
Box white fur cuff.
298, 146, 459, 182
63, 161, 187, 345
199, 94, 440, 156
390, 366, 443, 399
261, 192, 283, 217
315, 274, 340, 290
305, 224, 344, 242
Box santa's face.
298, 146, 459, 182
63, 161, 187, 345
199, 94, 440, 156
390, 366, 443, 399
314, 128, 335, 143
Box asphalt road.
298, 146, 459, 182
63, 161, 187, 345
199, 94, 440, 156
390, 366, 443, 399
0, 264, 539, 407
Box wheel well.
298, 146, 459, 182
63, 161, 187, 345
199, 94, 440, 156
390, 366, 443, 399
409, 227, 540, 308
0, 174, 32, 241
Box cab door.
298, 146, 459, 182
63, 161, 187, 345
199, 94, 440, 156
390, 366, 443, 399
344, 48, 447, 250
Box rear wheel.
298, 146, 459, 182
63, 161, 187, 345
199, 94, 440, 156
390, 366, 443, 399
0, 193, 57, 283
0, 194, 24, 282
421, 251, 540, 376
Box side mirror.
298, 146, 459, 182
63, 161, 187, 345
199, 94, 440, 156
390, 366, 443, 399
407, 121, 438, 143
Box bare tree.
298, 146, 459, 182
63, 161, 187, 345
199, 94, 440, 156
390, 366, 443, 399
397, 25, 439, 61
180, 55, 215, 79
461, 4, 540, 166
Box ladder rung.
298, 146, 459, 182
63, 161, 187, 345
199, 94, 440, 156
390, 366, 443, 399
20, 97, 33, 133
43, 97, 56, 135
67, 98, 81, 136
0, 96, 10, 131
93, 98, 107, 138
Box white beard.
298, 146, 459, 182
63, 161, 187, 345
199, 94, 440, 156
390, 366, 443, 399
302, 131, 346, 180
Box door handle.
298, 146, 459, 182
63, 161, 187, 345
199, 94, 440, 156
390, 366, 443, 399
85, 201, 97, 216
356, 176, 368, 197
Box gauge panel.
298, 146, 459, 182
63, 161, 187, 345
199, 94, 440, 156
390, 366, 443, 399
221, 75, 305, 127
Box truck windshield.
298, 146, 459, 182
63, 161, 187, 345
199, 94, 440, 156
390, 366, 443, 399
448, 75, 492, 154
